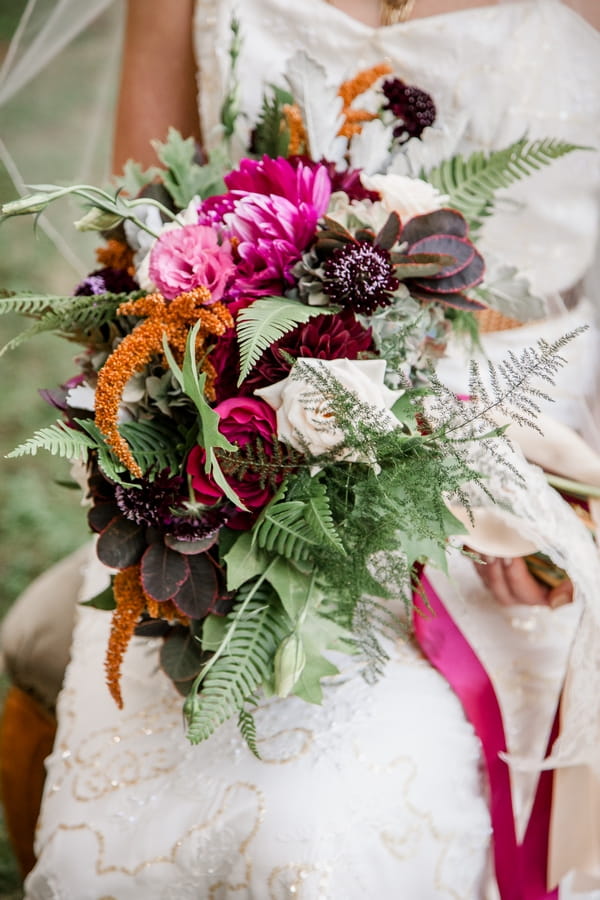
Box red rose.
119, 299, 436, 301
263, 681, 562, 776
187, 396, 281, 527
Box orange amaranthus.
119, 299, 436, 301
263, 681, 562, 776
106, 565, 189, 707
94, 287, 233, 478
283, 103, 308, 156
337, 62, 393, 138
96, 238, 136, 276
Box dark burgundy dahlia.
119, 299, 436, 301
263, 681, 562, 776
244, 310, 374, 392
382, 78, 436, 142
323, 242, 400, 315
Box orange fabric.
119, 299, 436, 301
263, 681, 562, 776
0, 685, 56, 878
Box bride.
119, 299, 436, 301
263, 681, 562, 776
4, 0, 600, 897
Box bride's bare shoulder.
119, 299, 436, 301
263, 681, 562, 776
560, 0, 600, 31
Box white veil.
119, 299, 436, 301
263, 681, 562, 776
0, 0, 123, 278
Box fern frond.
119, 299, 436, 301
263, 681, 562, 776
0, 292, 65, 317
77, 418, 181, 481
236, 298, 338, 384
253, 499, 318, 561
426, 139, 584, 231
6, 421, 96, 460
0, 292, 136, 357
303, 480, 346, 554
237, 705, 261, 758
185, 589, 289, 744
253, 85, 294, 157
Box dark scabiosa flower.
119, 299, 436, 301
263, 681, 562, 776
114, 471, 232, 542
114, 472, 185, 527
323, 242, 400, 315
382, 78, 436, 142
74, 266, 138, 296
162, 504, 234, 542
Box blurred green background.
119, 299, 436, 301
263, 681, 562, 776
0, 4, 119, 894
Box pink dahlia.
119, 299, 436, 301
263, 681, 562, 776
149, 224, 235, 302
187, 396, 281, 527
199, 157, 332, 296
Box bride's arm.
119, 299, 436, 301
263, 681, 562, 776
112, 0, 201, 173
562, 0, 600, 30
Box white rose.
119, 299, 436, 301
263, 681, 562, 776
360, 173, 446, 223
255, 358, 402, 461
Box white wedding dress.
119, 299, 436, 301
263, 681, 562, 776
24, 2, 600, 898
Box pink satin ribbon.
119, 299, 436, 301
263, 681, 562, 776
413, 573, 559, 900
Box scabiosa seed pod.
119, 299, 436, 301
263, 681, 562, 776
382, 78, 436, 142
323, 242, 400, 315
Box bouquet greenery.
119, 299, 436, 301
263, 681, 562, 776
0, 50, 579, 752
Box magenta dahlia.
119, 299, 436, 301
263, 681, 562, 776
198, 156, 332, 296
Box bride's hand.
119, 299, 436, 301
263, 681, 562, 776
471, 554, 573, 609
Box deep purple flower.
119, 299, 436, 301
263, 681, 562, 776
382, 78, 436, 142
74, 267, 138, 296
114, 472, 186, 527
323, 242, 400, 315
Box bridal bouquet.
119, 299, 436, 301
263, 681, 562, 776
1, 51, 578, 750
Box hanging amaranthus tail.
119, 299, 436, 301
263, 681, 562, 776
105, 566, 146, 708
106, 567, 191, 709
94, 288, 233, 478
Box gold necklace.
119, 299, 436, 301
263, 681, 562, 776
380, 0, 417, 25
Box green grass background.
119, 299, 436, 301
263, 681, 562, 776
0, 5, 119, 894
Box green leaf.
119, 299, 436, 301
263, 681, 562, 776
0, 291, 132, 357
152, 128, 228, 207
292, 613, 350, 704
303, 481, 346, 554
162, 324, 245, 509
185, 588, 290, 744
80, 583, 116, 611
160, 625, 205, 683
252, 498, 318, 561
202, 613, 229, 651
115, 159, 162, 196
223, 531, 270, 591
252, 84, 294, 157
236, 297, 339, 384
266, 556, 317, 622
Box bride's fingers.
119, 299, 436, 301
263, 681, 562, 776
501, 557, 550, 606
473, 556, 519, 606
547, 580, 574, 609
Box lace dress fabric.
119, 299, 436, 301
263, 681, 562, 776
25, 2, 600, 897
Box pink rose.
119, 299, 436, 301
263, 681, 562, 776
149, 224, 235, 302
187, 396, 282, 527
